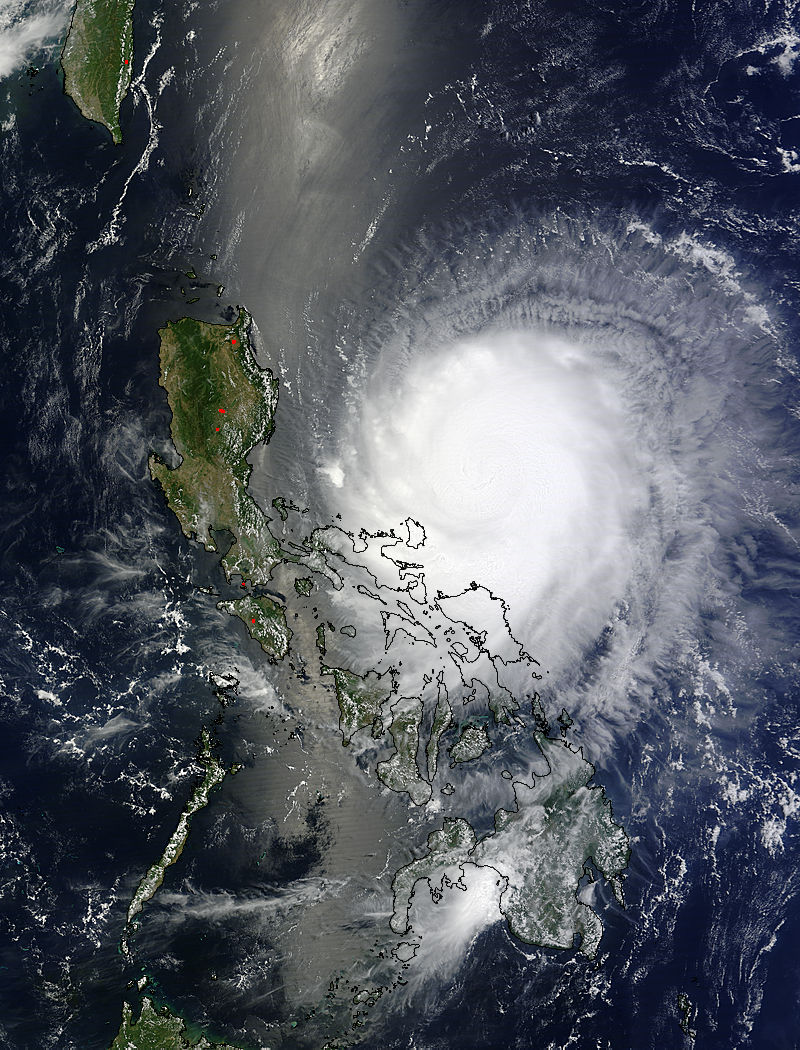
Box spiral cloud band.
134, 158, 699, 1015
334, 328, 648, 670
315, 210, 787, 742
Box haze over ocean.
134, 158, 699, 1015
1, 1, 800, 1048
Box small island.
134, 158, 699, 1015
322, 663, 393, 745
449, 721, 491, 765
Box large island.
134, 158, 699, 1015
111, 998, 243, 1050
61, 0, 136, 143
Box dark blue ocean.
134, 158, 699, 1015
1, 1, 800, 1048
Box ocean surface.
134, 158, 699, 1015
1, 0, 800, 1048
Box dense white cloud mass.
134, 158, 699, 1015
333, 329, 649, 670
311, 211, 787, 745
0, 1, 69, 80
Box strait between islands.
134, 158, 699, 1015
93, 298, 630, 1046
147, 310, 631, 957
56, 4, 630, 1039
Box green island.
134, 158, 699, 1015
376, 696, 431, 805
111, 997, 242, 1050
61, 0, 136, 144
391, 733, 630, 958
216, 593, 291, 660
449, 722, 491, 765
272, 495, 301, 522
678, 991, 697, 1038
425, 687, 452, 781
125, 729, 228, 928
294, 576, 313, 597
315, 623, 327, 655
322, 664, 393, 745
149, 312, 284, 585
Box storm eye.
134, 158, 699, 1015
334, 329, 650, 667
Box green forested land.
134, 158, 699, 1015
217, 593, 292, 659
111, 998, 242, 1050
62, 0, 136, 143
149, 312, 284, 583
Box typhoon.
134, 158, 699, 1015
178, 198, 799, 1043
2, 0, 800, 1048
313, 208, 783, 752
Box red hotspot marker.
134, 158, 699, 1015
231, 338, 237, 345
124, 59, 129, 64
218, 408, 226, 413
251, 618, 256, 624
241, 582, 246, 587
215, 426, 220, 431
